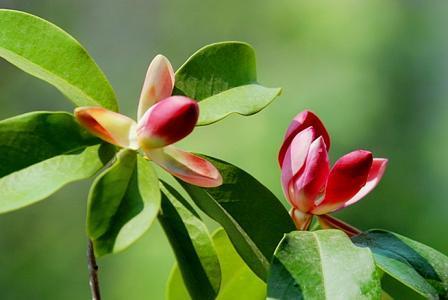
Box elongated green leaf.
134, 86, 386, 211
196, 84, 281, 126
177, 156, 295, 281
88, 151, 160, 256
353, 230, 448, 299
159, 181, 220, 300
267, 230, 382, 300
174, 41, 281, 125
167, 228, 266, 300
214, 228, 266, 300
0, 111, 113, 213
0, 9, 118, 111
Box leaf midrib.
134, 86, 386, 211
312, 232, 328, 299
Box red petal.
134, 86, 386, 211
147, 146, 222, 187
278, 110, 330, 167
137, 96, 199, 150
340, 158, 388, 209
74, 107, 137, 148
312, 150, 372, 214
289, 137, 330, 212
137, 55, 175, 120
281, 126, 315, 206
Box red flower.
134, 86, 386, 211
279, 110, 387, 231
75, 55, 222, 188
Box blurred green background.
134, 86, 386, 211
1, 0, 447, 299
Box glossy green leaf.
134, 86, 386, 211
0, 111, 113, 213
177, 156, 295, 281
88, 151, 160, 256
175, 42, 257, 100
174, 41, 281, 125
353, 229, 448, 299
196, 84, 281, 126
267, 230, 382, 300
0, 9, 118, 111
167, 228, 266, 300
159, 181, 220, 300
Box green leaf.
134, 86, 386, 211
175, 42, 256, 100
381, 290, 394, 300
196, 84, 282, 126
353, 229, 448, 299
158, 181, 220, 300
214, 228, 266, 299
177, 156, 295, 281
0, 111, 114, 213
267, 230, 382, 300
87, 151, 161, 256
174, 41, 281, 125
167, 228, 266, 300
0, 9, 118, 111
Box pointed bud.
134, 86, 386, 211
136, 96, 199, 150
278, 110, 330, 167
289, 137, 330, 212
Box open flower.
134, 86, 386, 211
75, 55, 222, 187
279, 110, 387, 232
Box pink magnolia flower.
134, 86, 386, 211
75, 55, 222, 188
279, 110, 388, 232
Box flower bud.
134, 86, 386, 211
137, 96, 199, 150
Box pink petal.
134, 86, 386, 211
278, 110, 330, 167
136, 96, 199, 151
317, 214, 361, 237
137, 54, 175, 120
289, 137, 330, 212
147, 146, 222, 187
290, 208, 313, 230
340, 158, 388, 208
312, 150, 373, 214
74, 107, 137, 149
281, 126, 316, 206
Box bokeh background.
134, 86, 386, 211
1, 0, 447, 299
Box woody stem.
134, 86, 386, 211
87, 239, 101, 300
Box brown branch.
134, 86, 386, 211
87, 239, 101, 300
